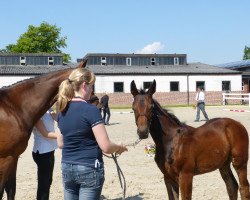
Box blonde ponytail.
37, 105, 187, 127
58, 68, 96, 112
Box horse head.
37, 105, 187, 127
130, 80, 156, 139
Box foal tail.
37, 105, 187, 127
226, 118, 250, 200
225, 118, 249, 166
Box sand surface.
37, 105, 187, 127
4, 105, 250, 199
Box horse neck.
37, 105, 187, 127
149, 101, 181, 146
4, 68, 72, 127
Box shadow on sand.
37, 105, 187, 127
101, 193, 144, 200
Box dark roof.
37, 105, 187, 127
86, 62, 241, 75
0, 62, 240, 76
0, 65, 72, 75
84, 53, 186, 58
0, 53, 63, 57
217, 59, 250, 69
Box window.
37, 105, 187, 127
143, 82, 152, 90
20, 56, 26, 65
196, 81, 205, 90
101, 57, 106, 66
126, 57, 131, 66
151, 57, 156, 65
170, 81, 179, 91
48, 57, 54, 65
222, 81, 231, 91
174, 57, 179, 65
114, 82, 124, 92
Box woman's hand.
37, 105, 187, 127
115, 143, 128, 155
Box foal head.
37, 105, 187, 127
130, 80, 156, 139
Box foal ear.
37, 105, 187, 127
130, 80, 139, 97
77, 59, 88, 68
147, 80, 156, 96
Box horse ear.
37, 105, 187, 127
77, 59, 88, 68
147, 80, 156, 96
130, 80, 138, 97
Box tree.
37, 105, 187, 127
2, 22, 71, 62
243, 46, 250, 60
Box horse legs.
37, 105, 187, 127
233, 164, 250, 200
0, 156, 15, 199
164, 175, 179, 200
5, 157, 18, 200
179, 171, 193, 200
219, 163, 238, 200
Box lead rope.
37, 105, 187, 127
103, 138, 142, 200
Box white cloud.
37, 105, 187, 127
136, 42, 164, 54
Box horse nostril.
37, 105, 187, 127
137, 129, 149, 139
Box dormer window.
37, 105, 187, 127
48, 57, 54, 65
174, 57, 179, 65
20, 56, 26, 65
101, 57, 106, 66
126, 57, 131, 66
151, 57, 156, 65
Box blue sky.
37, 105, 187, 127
0, 0, 249, 65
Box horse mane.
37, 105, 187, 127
152, 99, 184, 127
137, 89, 184, 126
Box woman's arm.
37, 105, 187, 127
92, 124, 127, 154
35, 119, 57, 139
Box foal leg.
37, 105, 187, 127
164, 175, 179, 200
179, 171, 193, 200
5, 157, 18, 200
219, 163, 238, 200
233, 164, 250, 200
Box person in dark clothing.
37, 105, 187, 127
100, 94, 111, 125
89, 91, 102, 112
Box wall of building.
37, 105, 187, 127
1, 74, 243, 107
95, 74, 242, 93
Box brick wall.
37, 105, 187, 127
96, 91, 244, 107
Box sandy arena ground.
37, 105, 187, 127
4, 105, 250, 200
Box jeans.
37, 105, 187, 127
102, 107, 111, 124
32, 150, 55, 200
62, 163, 105, 200
196, 102, 209, 120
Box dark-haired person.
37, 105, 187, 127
100, 93, 111, 125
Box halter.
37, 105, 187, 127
135, 103, 154, 125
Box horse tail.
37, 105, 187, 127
225, 118, 249, 166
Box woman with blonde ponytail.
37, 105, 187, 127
57, 68, 128, 200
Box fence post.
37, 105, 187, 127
249, 93, 250, 107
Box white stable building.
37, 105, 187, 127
0, 53, 242, 106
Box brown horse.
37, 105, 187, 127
130, 79, 250, 200
0, 61, 86, 200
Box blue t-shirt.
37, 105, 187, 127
58, 98, 103, 167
